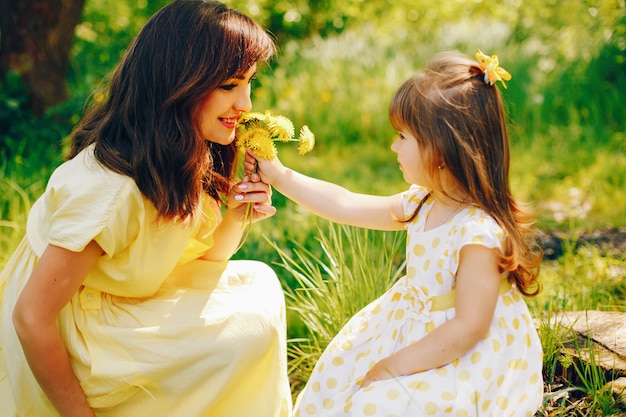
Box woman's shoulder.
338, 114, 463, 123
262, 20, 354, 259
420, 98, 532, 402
49, 144, 138, 197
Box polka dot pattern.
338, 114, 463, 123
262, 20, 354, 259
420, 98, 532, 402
293, 186, 543, 416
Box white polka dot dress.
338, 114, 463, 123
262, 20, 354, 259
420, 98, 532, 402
293, 185, 543, 417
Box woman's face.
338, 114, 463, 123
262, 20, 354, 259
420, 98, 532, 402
195, 64, 257, 145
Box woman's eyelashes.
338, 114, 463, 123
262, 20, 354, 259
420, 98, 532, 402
219, 76, 257, 91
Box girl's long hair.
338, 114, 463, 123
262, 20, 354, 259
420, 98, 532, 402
389, 51, 542, 296
70, 0, 275, 221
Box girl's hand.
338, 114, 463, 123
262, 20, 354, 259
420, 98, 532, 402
360, 356, 405, 388
244, 149, 285, 185
227, 174, 276, 222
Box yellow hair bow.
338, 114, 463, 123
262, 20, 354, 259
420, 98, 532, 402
475, 49, 512, 89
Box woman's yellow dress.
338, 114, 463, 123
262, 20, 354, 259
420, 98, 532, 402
0, 145, 291, 417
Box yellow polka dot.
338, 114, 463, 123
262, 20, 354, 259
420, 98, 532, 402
344, 401, 352, 413
497, 375, 505, 387
423, 259, 431, 271
456, 410, 469, 417
326, 378, 338, 389
392, 329, 398, 340
512, 318, 520, 329
425, 402, 438, 415
323, 398, 334, 409
508, 358, 528, 370
451, 358, 460, 368
496, 395, 509, 409
408, 381, 430, 391
391, 292, 402, 301
311, 381, 321, 392
502, 295, 513, 306
471, 235, 484, 244
512, 291, 521, 302
460, 226, 468, 236
435, 367, 448, 377
436, 272, 444, 285
471, 352, 482, 364
394, 309, 405, 320
363, 403, 377, 416
481, 400, 491, 411
441, 391, 454, 401
356, 349, 371, 361
318, 362, 325, 373
386, 388, 400, 400
525, 333, 532, 347
458, 370, 470, 381
470, 391, 480, 405
413, 244, 426, 256
483, 368, 493, 380
498, 317, 507, 329
518, 393, 528, 403
359, 322, 369, 332
425, 321, 436, 333
432, 237, 440, 248
294, 409, 300, 417
305, 404, 317, 415
332, 357, 344, 367
492, 340, 501, 352
506, 334, 515, 346
371, 304, 381, 314
407, 266, 416, 278
529, 373, 539, 384
341, 340, 352, 351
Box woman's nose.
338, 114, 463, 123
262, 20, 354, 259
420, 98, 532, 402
235, 90, 252, 113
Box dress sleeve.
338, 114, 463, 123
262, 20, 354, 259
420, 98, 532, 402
401, 185, 429, 217
457, 208, 504, 252
42, 153, 144, 257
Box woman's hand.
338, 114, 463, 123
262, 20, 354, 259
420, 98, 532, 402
227, 173, 276, 223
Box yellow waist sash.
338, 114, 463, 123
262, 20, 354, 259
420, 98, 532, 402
430, 279, 512, 312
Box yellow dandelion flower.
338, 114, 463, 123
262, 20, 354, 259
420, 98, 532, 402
297, 125, 315, 155
246, 130, 277, 160
266, 114, 295, 142
239, 112, 266, 124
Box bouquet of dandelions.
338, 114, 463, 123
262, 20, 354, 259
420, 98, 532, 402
235, 111, 315, 230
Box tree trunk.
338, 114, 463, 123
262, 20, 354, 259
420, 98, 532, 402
0, 0, 86, 115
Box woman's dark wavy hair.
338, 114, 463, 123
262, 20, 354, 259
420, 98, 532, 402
70, 0, 275, 221
389, 51, 542, 296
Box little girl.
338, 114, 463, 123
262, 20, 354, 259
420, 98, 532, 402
0, 2, 291, 416
245, 50, 544, 416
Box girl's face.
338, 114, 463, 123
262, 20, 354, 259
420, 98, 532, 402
391, 129, 428, 186
195, 64, 257, 145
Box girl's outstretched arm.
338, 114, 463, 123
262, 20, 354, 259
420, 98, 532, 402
245, 150, 405, 231
361, 244, 502, 386
12, 241, 102, 417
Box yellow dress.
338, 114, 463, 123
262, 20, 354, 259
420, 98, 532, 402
0, 145, 292, 417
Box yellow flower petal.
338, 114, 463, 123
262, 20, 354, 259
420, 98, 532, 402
475, 49, 511, 89
297, 125, 315, 155
267, 114, 295, 141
